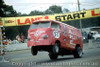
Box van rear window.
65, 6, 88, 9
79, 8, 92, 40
30, 22, 50, 29
51, 22, 60, 30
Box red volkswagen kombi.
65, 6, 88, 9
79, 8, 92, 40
27, 19, 83, 60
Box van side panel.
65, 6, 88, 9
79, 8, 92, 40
59, 23, 83, 51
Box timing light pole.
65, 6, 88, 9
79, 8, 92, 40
0, 26, 9, 62
77, 0, 82, 33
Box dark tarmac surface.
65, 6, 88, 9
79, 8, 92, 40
0, 43, 100, 67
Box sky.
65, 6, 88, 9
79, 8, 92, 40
4, 0, 100, 14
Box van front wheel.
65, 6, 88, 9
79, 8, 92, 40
52, 43, 59, 54
31, 46, 38, 55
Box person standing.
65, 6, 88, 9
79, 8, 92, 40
21, 34, 25, 43
88, 32, 92, 40
16, 34, 21, 43
88, 31, 92, 48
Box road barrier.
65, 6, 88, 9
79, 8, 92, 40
88, 39, 93, 48
94, 38, 100, 48
1, 41, 100, 52
5, 43, 30, 51
0, 45, 9, 63
0, 43, 30, 62
87, 38, 100, 48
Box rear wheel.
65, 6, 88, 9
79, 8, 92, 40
73, 46, 82, 58
31, 46, 38, 55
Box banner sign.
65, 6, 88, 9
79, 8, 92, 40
0, 8, 100, 27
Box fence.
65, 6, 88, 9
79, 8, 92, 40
88, 38, 100, 48
4, 43, 30, 51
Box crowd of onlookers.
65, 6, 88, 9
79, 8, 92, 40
3, 34, 26, 45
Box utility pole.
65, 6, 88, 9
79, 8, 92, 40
77, 0, 82, 32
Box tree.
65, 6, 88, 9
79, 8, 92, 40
4, 5, 17, 17
0, 0, 17, 17
83, 8, 86, 10
48, 5, 62, 13
44, 5, 70, 14
29, 10, 44, 16
44, 9, 54, 14
28, 5, 69, 15
17, 12, 22, 16
21, 13, 28, 16
0, 0, 6, 17
62, 8, 70, 13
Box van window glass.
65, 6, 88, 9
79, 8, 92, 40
38, 22, 50, 28
51, 22, 60, 30
30, 23, 38, 29
30, 22, 50, 29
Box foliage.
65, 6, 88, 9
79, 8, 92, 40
48, 5, 62, 13
5, 25, 30, 40
0, 0, 6, 17
0, 0, 17, 17
29, 10, 44, 16
44, 9, 54, 14
62, 8, 70, 13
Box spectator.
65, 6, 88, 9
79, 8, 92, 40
3, 38, 8, 45
88, 31, 92, 40
21, 34, 25, 43
8, 39, 12, 45
88, 31, 93, 48
13, 39, 16, 44
16, 34, 21, 43
16, 40, 19, 44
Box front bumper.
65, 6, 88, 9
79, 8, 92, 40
27, 39, 51, 47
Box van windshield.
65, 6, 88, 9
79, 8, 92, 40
30, 22, 50, 29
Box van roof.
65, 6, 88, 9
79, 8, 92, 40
33, 19, 79, 30
33, 19, 56, 23
33, 19, 66, 25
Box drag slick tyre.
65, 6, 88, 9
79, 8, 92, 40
49, 53, 58, 60
73, 46, 82, 58
31, 46, 38, 55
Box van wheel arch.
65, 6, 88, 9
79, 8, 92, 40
55, 40, 61, 47
75, 44, 80, 48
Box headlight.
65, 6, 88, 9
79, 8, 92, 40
27, 36, 31, 40
83, 37, 85, 39
43, 35, 48, 39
